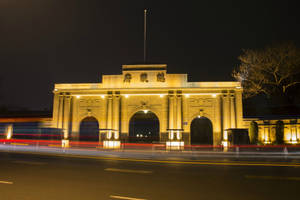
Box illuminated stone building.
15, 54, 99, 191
244, 117, 300, 144
50, 64, 244, 147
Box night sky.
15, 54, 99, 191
0, 0, 299, 111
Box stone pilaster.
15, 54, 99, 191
222, 94, 230, 130
235, 90, 243, 128
57, 94, 64, 129
106, 95, 113, 139
52, 93, 60, 128
113, 94, 120, 139
176, 95, 182, 140
63, 96, 71, 139
168, 95, 174, 130
230, 95, 236, 128
222, 94, 230, 141
168, 94, 174, 140
71, 96, 79, 139
214, 95, 222, 145
176, 95, 182, 130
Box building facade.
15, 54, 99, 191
244, 117, 300, 144
50, 64, 244, 145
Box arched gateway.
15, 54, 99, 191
79, 117, 99, 141
51, 64, 244, 146
190, 117, 213, 145
129, 111, 160, 143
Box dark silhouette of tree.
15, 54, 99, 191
233, 42, 300, 100
249, 121, 258, 144
275, 120, 284, 144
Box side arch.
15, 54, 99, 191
79, 116, 99, 141
190, 116, 213, 145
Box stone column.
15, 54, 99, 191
71, 96, 79, 139
113, 95, 120, 139
106, 95, 113, 139
235, 90, 243, 128
169, 95, 174, 130
176, 95, 182, 140
230, 95, 236, 128
214, 95, 222, 145
63, 96, 71, 139
121, 96, 128, 139
222, 94, 230, 141
52, 93, 60, 128
222, 94, 230, 130
57, 94, 64, 129
168, 95, 174, 139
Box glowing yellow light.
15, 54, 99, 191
76, 95, 80, 99
212, 94, 217, 98
159, 94, 164, 98
107, 131, 112, 139
197, 115, 201, 118
101, 95, 105, 99
6, 125, 13, 140
166, 141, 184, 150
125, 94, 129, 98
103, 141, 120, 149
166, 141, 184, 147
222, 141, 228, 147
170, 131, 174, 140
177, 131, 181, 140
143, 110, 149, 114
54, 88, 58, 91
114, 132, 119, 140
185, 94, 190, 98
61, 139, 70, 148
223, 130, 228, 141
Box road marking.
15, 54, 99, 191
13, 160, 46, 165
245, 175, 300, 181
110, 195, 147, 200
3, 150, 300, 167
105, 168, 152, 174
0, 180, 13, 184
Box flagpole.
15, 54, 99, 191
144, 9, 147, 63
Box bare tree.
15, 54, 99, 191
233, 42, 300, 99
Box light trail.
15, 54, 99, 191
0, 180, 13, 185
4, 150, 300, 167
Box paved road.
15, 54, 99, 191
0, 152, 300, 200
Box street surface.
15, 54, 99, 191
0, 150, 300, 200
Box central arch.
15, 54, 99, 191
129, 111, 160, 143
190, 116, 213, 145
79, 117, 99, 141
